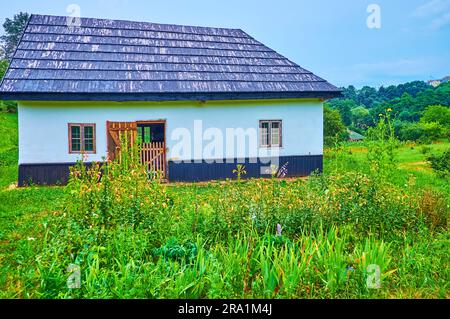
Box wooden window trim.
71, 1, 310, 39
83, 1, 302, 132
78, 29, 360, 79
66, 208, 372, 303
259, 120, 282, 148
68, 123, 97, 154
136, 120, 166, 125
136, 120, 167, 144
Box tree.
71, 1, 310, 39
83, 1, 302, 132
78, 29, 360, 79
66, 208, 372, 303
0, 12, 30, 60
383, 85, 399, 101
357, 86, 378, 108
324, 106, 348, 146
336, 99, 354, 126
396, 81, 431, 98
0, 59, 8, 80
398, 109, 415, 122
342, 85, 357, 100
420, 105, 450, 128
351, 106, 371, 129
372, 93, 418, 122
334, 81, 432, 119
325, 99, 355, 126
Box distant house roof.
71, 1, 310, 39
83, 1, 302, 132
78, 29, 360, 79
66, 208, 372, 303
348, 130, 364, 141
0, 14, 341, 102
427, 76, 450, 87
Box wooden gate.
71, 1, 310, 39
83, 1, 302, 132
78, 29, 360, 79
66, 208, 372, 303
140, 141, 167, 178
107, 121, 167, 179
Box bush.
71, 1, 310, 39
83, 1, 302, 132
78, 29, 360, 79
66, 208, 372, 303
427, 149, 450, 178
417, 189, 448, 231
419, 122, 445, 143
398, 122, 424, 141
420, 145, 432, 155
65, 140, 173, 244
398, 121, 445, 143
1, 101, 17, 113
421, 105, 450, 130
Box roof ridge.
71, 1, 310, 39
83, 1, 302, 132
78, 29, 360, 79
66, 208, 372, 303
5, 78, 329, 83
30, 14, 244, 33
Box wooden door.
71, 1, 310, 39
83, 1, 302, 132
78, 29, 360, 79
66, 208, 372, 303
107, 121, 137, 162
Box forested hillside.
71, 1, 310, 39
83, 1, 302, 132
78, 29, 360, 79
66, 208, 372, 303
324, 81, 450, 145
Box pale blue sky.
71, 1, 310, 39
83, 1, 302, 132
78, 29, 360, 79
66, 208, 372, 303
1, 0, 449, 88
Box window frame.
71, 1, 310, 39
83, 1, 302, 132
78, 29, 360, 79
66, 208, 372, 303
68, 123, 97, 154
259, 120, 282, 148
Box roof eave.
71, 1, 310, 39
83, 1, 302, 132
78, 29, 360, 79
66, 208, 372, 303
0, 91, 342, 102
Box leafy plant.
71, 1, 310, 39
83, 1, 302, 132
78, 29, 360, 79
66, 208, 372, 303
232, 164, 247, 181
152, 238, 198, 262
366, 109, 399, 182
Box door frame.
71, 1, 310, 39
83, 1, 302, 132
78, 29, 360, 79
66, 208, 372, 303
137, 119, 168, 180
106, 119, 168, 180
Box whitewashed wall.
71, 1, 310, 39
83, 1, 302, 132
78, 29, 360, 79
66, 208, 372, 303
18, 99, 323, 164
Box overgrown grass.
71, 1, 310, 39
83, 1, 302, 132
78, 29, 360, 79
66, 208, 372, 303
0, 113, 18, 188
325, 140, 450, 201
0, 113, 448, 299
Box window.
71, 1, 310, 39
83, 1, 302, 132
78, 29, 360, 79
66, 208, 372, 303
259, 120, 282, 147
68, 123, 96, 153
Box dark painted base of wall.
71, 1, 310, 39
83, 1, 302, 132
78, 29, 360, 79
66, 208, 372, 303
18, 162, 93, 187
18, 155, 323, 186
168, 155, 323, 182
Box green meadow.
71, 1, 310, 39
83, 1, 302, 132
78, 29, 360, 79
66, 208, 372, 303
0, 112, 448, 298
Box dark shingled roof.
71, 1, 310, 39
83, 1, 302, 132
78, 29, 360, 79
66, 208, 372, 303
0, 14, 341, 101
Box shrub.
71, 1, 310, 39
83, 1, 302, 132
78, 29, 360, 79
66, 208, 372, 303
427, 149, 450, 179
419, 122, 446, 143
421, 105, 450, 130
420, 145, 432, 155
417, 189, 448, 231
398, 122, 424, 141
65, 140, 173, 245
1, 101, 18, 113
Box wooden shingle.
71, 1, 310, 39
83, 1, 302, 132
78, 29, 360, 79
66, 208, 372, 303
0, 14, 341, 101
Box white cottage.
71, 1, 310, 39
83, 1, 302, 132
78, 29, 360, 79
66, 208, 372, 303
0, 14, 341, 186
